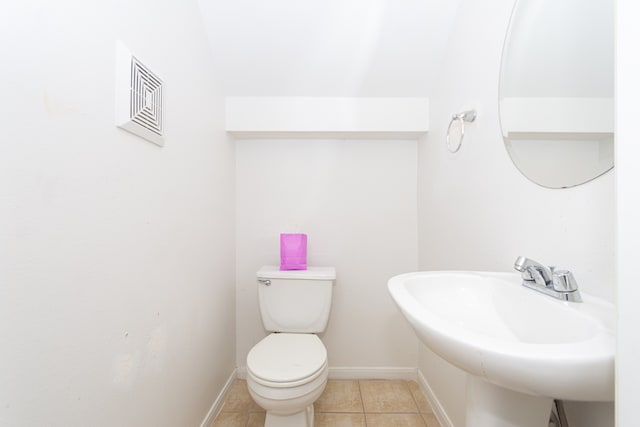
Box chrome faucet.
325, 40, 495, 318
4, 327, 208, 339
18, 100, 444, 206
513, 256, 582, 302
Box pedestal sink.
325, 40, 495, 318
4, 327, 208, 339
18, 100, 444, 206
388, 271, 615, 427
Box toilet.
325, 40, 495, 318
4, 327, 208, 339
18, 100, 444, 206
246, 265, 336, 427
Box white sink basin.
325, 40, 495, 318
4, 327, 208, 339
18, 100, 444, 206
388, 271, 615, 404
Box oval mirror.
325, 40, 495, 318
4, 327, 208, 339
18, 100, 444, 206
499, 0, 614, 188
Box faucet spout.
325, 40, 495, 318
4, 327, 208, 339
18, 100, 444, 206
513, 256, 552, 287
513, 255, 532, 273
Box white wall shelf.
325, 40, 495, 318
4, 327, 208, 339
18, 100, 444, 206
225, 97, 429, 139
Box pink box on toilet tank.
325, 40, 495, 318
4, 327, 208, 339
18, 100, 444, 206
280, 233, 307, 270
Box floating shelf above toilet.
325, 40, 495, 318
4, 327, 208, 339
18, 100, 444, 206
226, 97, 429, 139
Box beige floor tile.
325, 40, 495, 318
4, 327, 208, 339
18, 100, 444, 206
250, 401, 265, 412
366, 413, 427, 427
408, 381, 434, 414
359, 380, 418, 413
249, 404, 266, 413
210, 411, 248, 427
315, 380, 364, 413
211, 379, 439, 426
221, 380, 256, 412
314, 412, 367, 426
247, 411, 266, 427
422, 412, 442, 427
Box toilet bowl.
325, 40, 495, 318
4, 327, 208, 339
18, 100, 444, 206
246, 266, 335, 427
247, 333, 328, 427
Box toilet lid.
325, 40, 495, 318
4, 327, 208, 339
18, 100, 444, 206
247, 333, 327, 384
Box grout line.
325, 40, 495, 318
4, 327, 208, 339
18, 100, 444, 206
404, 380, 421, 414
409, 381, 419, 410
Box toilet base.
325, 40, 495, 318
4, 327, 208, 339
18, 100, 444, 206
265, 404, 314, 427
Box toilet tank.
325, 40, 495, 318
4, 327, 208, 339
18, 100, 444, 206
256, 266, 336, 333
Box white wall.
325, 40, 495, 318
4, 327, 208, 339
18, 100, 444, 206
197, 0, 461, 97
0, 2, 235, 426
417, 1, 615, 426
616, 1, 640, 426
235, 139, 418, 373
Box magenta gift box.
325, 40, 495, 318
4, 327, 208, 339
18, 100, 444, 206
280, 233, 307, 270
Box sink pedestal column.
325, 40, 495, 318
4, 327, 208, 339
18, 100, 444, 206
466, 376, 553, 427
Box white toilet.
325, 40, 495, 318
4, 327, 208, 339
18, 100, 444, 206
246, 265, 336, 427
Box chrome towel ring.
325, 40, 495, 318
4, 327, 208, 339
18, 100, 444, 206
446, 109, 477, 153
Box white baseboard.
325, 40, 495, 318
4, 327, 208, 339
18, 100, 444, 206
199, 368, 238, 427
417, 369, 454, 427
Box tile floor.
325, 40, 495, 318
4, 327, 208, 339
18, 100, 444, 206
210, 379, 442, 427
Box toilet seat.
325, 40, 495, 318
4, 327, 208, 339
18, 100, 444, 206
247, 333, 327, 388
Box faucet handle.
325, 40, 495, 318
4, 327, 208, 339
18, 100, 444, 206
552, 269, 578, 292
